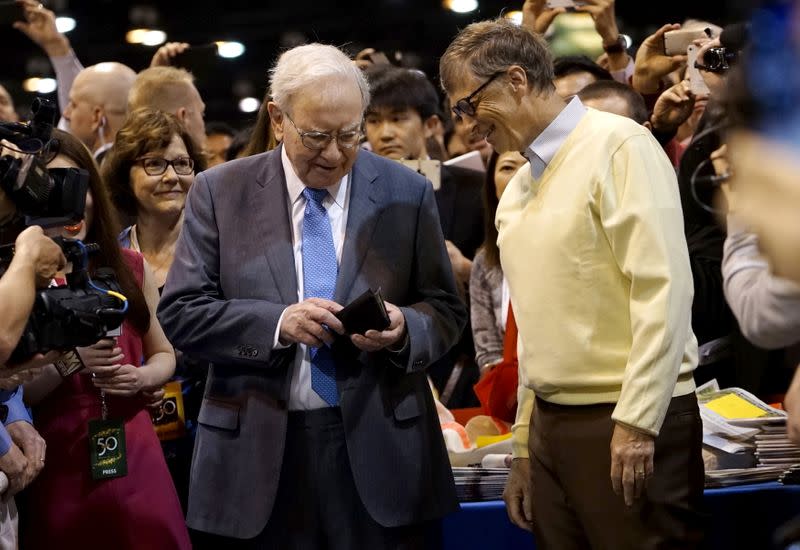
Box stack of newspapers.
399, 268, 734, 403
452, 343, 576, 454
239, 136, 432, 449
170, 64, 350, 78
699, 380, 799, 487
452, 467, 509, 502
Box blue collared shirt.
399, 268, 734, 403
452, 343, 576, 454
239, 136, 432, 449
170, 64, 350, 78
524, 97, 588, 179
0, 387, 32, 456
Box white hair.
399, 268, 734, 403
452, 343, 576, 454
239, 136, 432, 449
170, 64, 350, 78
269, 43, 370, 112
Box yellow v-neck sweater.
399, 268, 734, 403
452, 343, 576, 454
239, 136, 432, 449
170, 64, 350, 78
497, 109, 698, 458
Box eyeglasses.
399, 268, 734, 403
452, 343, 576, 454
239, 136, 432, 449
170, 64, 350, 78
137, 156, 195, 176
285, 113, 362, 150
451, 71, 505, 120
694, 47, 737, 74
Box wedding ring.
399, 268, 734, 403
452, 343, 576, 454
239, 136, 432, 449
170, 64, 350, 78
37, 3, 43, 9
635, 470, 645, 478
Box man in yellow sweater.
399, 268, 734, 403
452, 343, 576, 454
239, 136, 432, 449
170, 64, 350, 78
441, 19, 704, 549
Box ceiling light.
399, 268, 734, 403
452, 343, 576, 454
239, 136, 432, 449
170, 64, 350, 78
126, 28, 166, 46
55, 17, 76, 33
505, 10, 523, 25
22, 78, 57, 94
444, 0, 478, 13
238, 97, 260, 113
216, 41, 245, 59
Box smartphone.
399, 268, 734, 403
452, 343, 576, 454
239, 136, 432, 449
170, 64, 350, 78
687, 45, 711, 96
173, 43, 219, 70
664, 28, 711, 56
0, 1, 22, 25
545, 0, 586, 9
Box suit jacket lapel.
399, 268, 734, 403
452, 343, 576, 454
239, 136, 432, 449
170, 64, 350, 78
334, 153, 381, 304
253, 145, 298, 304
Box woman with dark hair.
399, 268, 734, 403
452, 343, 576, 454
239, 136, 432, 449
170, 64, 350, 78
469, 151, 526, 374
22, 129, 189, 549
103, 108, 206, 289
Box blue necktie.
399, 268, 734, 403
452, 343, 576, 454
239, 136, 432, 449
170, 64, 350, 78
302, 187, 339, 406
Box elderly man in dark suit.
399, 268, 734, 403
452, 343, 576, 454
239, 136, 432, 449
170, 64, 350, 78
158, 43, 466, 549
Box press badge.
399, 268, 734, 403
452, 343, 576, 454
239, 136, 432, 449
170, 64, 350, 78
89, 419, 128, 480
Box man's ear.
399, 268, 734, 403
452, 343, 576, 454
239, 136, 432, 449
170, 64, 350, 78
175, 107, 188, 123
91, 106, 105, 131
507, 65, 529, 96
267, 102, 285, 143
643, 120, 653, 131
422, 115, 439, 140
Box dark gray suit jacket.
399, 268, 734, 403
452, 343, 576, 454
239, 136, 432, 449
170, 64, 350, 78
158, 146, 466, 539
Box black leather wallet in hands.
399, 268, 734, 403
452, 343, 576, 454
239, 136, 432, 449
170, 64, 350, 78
335, 288, 391, 335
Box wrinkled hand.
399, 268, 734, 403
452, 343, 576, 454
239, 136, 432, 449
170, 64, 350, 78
7, 421, 45, 485
14, 225, 67, 287
150, 42, 190, 67
0, 351, 60, 390
0, 444, 29, 498
13, 0, 70, 57
651, 79, 698, 133
610, 422, 654, 507
350, 302, 407, 352
633, 24, 687, 95
279, 298, 344, 348
521, 0, 565, 35
141, 387, 165, 410
785, 368, 800, 445
503, 457, 534, 531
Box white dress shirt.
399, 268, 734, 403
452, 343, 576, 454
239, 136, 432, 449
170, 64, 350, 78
274, 146, 351, 410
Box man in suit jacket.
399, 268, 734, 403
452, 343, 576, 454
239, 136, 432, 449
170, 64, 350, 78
158, 44, 466, 549
363, 65, 483, 407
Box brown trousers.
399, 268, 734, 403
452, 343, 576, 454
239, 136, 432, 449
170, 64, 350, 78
529, 393, 706, 550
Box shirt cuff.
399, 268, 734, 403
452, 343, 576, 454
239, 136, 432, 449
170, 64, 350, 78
272, 308, 291, 350
3, 387, 31, 426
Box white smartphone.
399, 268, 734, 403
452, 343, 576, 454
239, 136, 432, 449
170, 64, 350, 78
664, 28, 710, 56
687, 45, 711, 96
545, 0, 586, 9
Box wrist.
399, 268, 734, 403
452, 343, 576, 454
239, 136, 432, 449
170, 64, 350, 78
43, 37, 71, 58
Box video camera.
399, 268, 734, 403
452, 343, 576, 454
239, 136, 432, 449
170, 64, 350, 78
0, 237, 127, 365
0, 97, 88, 228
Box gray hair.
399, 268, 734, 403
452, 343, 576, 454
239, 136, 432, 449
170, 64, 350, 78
269, 43, 370, 113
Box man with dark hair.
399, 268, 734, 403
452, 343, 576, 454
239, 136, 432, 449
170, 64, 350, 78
578, 80, 650, 125
441, 18, 704, 549
205, 122, 235, 168
364, 65, 484, 407
553, 55, 613, 100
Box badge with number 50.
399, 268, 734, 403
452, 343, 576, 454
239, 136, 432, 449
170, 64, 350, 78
89, 419, 128, 480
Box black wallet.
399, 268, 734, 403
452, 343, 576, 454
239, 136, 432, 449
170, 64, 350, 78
335, 288, 391, 335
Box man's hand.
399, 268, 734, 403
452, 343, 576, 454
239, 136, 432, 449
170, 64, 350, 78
0, 443, 29, 498
633, 24, 687, 95
7, 421, 45, 485
610, 422, 655, 507
521, 0, 565, 35
576, 0, 618, 44
503, 457, 534, 532
651, 79, 699, 133
0, 350, 60, 390
350, 302, 407, 353
279, 298, 345, 348
150, 42, 190, 68
14, 226, 66, 287
13, 0, 71, 57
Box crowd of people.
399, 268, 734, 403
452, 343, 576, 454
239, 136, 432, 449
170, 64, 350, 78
0, 0, 799, 548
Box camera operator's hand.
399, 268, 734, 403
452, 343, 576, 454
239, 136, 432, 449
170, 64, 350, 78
14, 226, 66, 287
91, 364, 146, 396
521, 0, 565, 35
633, 24, 687, 95
7, 421, 45, 484
76, 338, 124, 372
0, 351, 61, 390
650, 79, 698, 134
13, 0, 71, 57
278, 298, 345, 348
150, 42, 190, 68
0, 443, 29, 498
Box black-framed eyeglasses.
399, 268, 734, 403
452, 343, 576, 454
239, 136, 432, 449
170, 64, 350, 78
137, 156, 195, 176
694, 47, 738, 74
451, 71, 505, 120
285, 113, 362, 151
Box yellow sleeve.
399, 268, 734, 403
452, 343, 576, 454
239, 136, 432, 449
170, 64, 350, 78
511, 383, 535, 458
599, 133, 694, 436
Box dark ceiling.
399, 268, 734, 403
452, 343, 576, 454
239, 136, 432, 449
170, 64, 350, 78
1, 0, 749, 128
